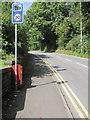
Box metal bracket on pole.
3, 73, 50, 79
15, 24, 17, 90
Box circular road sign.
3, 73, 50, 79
14, 13, 22, 21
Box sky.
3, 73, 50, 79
23, 2, 32, 14
13, 0, 35, 14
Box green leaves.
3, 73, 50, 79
1, 1, 89, 57
23, 2, 89, 53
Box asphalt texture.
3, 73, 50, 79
30, 51, 88, 111
2, 53, 70, 119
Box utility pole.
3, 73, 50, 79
80, 2, 83, 53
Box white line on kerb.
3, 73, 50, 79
77, 62, 88, 68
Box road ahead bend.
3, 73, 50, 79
30, 51, 88, 112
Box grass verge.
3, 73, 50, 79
0, 54, 14, 68
55, 50, 89, 59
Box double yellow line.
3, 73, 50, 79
36, 55, 89, 119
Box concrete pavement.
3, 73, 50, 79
30, 51, 88, 111
16, 54, 71, 118
3, 53, 72, 119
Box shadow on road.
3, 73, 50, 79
53, 65, 67, 72
30, 80, 68, 88
2, 53, 53, 119
37, 54, 51, 59
32, 56, 53, 77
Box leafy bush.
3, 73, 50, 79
66, 35, 89, 54
79, 35, 89, 53
66, 35, 80, 51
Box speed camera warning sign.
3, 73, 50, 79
12, 3, 23, 23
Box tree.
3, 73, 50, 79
24, 2, 73, 51
2, 2, 14, 54
1, 2, 30, 60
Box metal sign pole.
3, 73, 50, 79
12, 3, 23, 90
15, 24, 17, 90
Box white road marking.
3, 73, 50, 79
77, 62, 88, 68
40, 58, 89, 118
32, 53, 89, 119
47, 63, 89, 119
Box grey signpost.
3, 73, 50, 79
12, 3, 23, 90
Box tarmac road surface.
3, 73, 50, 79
16, 53, 72, 118
3, 52, 89, 119
30, 51, 89, 117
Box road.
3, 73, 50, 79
3, 52, 89, 118
3, 54, 72, 118
30, 51, 88, 115
16, 54, 71, 118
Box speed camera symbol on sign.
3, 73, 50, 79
14, 13, 22, 21
12, 3, 23, 23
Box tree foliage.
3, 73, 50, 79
1, 2, 89, 59
1, 2, 29, 58
23, 2, 89, 53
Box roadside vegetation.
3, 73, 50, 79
0, 2, 90, 67
0, 50, 14, 67
56, 50, 89, 58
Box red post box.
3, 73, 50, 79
11, 64, 22, 89
17, 64, 22, 86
